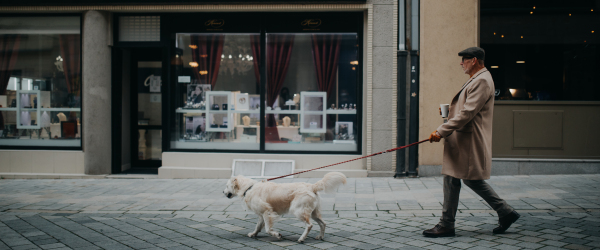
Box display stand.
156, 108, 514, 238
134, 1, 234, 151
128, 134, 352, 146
300, 91, 327, 133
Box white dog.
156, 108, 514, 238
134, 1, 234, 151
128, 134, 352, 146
223, 172, 347, 243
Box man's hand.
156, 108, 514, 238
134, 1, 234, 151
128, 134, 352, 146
439, 107, 442, 116
429, 130, 442, 143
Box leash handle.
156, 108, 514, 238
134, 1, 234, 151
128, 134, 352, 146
266, 139, 430, 181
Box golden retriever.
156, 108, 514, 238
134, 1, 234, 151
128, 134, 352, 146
223, 172, 347, 243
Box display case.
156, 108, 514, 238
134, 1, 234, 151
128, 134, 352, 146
300, 91, 326, 133
16, 90, 40, 129
205, 91, 234, 132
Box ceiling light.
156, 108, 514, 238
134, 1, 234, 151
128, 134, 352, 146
189, 45, 197, 49
516, 61, 525, 64
533, 6, 535, 9
189, 62, 198, 67
569, 13, 572, 16
530, 11, 533, 14
501, 35, 504, 38
350, 61, 359, 65
491, 66, 499, 68
521, 36, 524, 38
199, 70, 208, 75
509, 89, 517, 96
493, 32, 496, 35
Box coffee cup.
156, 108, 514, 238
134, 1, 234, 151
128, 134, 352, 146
440, 104, 449, 118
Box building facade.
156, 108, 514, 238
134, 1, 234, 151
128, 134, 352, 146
0, 0, 598, 178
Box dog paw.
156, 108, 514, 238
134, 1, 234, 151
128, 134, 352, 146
276, 233, 282, 240
298, 239, 304, 244
247, 233, 257, 238
315, 235, 324, 240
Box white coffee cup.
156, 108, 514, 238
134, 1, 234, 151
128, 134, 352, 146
440, 104, 450, 118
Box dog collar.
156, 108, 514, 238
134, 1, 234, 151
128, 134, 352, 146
243, 184, 254, 197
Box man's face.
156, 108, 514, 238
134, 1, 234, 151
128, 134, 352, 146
460, 57, 475, 74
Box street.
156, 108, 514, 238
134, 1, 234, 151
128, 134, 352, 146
1, 175, 599, 250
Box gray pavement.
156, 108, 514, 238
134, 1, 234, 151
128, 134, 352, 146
0, 174, 599, 250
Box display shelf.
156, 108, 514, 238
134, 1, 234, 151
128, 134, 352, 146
326, 110, 357, 115
40, 108, 81, 112
300, 91, 327, 133
304, 111, 325, 115
177, 109, 260, 114
176, 109, 206, 114
16, 90, 41, 129
0, 108, 17, 111
232, 110, 260, 114
205, 91, 234, 132
266, 110, 301, 114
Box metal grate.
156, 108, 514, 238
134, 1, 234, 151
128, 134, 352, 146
119, 16, 160, 42
232, 159, 295, 179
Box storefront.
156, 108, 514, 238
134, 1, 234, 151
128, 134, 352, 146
112, 12, 367, 178
417, 0, 600, 176
0, 1, 401, 178
4, 0, 593, 179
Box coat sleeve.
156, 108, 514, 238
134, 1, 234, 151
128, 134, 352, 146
437, 78, 491, 137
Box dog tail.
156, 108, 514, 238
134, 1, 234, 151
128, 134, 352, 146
312, 172, 347, 193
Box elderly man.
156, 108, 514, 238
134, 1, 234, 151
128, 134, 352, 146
423, 47, 519, 237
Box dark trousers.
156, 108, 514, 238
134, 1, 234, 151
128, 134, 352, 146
439, 175, 513, 229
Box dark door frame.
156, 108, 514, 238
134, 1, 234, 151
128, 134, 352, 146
111, 47, 167, 174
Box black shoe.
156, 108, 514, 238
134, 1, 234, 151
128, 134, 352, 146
493, 211, 520, 234
423, 224, 455, 238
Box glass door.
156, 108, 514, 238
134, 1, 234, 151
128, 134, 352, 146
132, 49, 163, 168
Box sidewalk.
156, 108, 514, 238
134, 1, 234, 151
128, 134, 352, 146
1, 175, 599, 249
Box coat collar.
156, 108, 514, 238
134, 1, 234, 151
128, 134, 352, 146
453, 67, 489, 100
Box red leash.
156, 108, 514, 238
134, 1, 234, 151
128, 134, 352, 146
266, 139, 430, 181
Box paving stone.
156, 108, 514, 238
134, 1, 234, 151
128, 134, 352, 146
1, 175, 600, 249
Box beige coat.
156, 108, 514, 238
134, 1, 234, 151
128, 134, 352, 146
436, 68, 495, 180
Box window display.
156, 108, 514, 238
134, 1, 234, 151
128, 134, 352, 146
173, 33, 260, 150
0, 16, 82, 147
264, 33, 359, 152
170, 13, 362, 153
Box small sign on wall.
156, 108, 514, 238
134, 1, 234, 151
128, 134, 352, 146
149, 76, 161, 92
150, 94, 161, 103
178, 76, 191, 83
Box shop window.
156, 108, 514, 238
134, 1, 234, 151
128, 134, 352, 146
173, 33, 261, 150
481, 1, 600, 101
172, 32, 360, 152
264, 33, 359, 152
0, 16, 82, 148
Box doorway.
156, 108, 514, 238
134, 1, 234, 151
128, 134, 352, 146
113, 48, 164, 173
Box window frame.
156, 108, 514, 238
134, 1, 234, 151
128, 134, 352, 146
0, 13, 83, 151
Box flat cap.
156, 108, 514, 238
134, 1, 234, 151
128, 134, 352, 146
458, 47, 485, 61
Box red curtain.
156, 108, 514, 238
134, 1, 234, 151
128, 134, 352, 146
190, 35, 225, 89
311, 34, 342, 100
59, 34, 81, 95
265, 35, 294, 141
0, 35, 21, 129
250, 35, 261, 91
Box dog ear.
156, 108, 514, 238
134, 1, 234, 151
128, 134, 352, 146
232, 177, 238, 189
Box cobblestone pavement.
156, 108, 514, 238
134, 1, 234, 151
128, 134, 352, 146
0, 175, 599, 250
